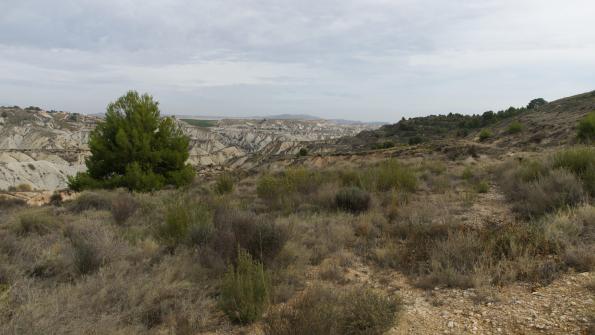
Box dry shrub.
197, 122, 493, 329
15, 208, 58, 236
211, 207, 288, 265
156, 199, 212, 249
111, 192, 139, 224
386, 205, 595, 288
68, 191, 112, 213
500, 162, 586, 218
335, 187, 371, 213
263, 285, 401, 335
214, 173, 234, 195
0, 196, 26, 210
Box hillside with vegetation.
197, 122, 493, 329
0, 91, 594, 334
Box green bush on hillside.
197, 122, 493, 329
214, 174, 234, 195
507, 121, 523, 134
478, 129, 493, 142
220, 249, 270, 324
68, 91, 195, 192
577, 111, 595, 143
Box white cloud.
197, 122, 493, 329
1, 0, 594, 121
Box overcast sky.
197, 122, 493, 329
1, 0, 594, 122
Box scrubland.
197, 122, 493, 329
0, 147, 594, 334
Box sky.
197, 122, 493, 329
1, 0, 594, 122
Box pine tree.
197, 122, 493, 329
68, 91, 194, 191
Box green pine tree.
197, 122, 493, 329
68, 91, 194, 192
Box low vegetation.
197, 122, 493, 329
1, 144, 593, 333
577, 111, 595, 143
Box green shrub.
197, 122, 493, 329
507, 121, 523, 134
157, 201, 212, 248
335, 187, 371, 213
553, 147, 595, 196
297, 148, 309, 156
257, 175, 285, 201
220, 249, 270, 324
408, 136, 423, 145
478, 129, 493, 142
577, 111, 595, 143
461, 166, 474, 180
365, 160, 417, 192
214, 173, 234, 195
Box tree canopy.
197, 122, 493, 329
68, 91, 195, 192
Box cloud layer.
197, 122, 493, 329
1, 0, 594, 121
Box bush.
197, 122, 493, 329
214, 174, 234, 195
461, 166, 474, 180
71, 237, 102, 275
475, 180, 489, 193
111, 192, 139, 224
68, 91, 195, 192
340, 288, 401, 335
157, 201, 212, 248
68, 191, 112, 213
335, 187, 371, 213
577, 111, 595, 143
507, 121, 523, 134
408, 136, 423, 145
220, 249, 269, 324
212, 208, 288, 264
49, 192, 63, 206
297, 148, 309, 156
0, 196, 26, 209
478, 129, 492, 142
263, 286, 401, 335
553, 147, 595, 196
16, 210, 57, 235
363, 160, 417, 192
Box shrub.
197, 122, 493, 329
157, 201, 212, 248
14, 183, 33, 192
16, 210, 57, 235
0, 196, 26, 209
263, 286, 401, 335
220, 249, 269, 324
335, 187, 371, 213
257, 175, 285, 201
461, 166, 474, 180
297, 148, 309, 156
577, 111, 595, 143
49, 192, 63, 206
340, 288, 401, 335
110, 192, 139, 224
478, 129, 492, 142
475, 180, 489, 193
214, 173, 234, 195
212, 208, 287, 264
263, 285, 341, 335
553, 147, 595, 196
365, 160, 417, 192
408, 136, 423, 145
71, 237, 102, 275
68, 191, 112, 213
68, 91, 195, 192
507, 121, 523, 134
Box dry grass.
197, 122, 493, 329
0, 154, 593, 332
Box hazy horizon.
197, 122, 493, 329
1, 1, 595, 122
